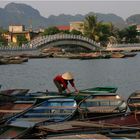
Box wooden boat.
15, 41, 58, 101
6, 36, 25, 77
93, 111, 140, 127
24, 116, 140, 139
0, 97, 77, 139
127, 90, 140, 111
122, 52, 137, 58
0, 89, 29, 96
78, 93, 127, 118
111, 52, 125, 58
0, 99, 35, 120
44, 86, 117, 100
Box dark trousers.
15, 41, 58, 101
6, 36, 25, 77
53, 80, 65, 93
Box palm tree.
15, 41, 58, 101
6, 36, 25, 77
84, 15, 102, 42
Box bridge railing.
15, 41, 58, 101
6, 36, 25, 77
30, 34, 101, 48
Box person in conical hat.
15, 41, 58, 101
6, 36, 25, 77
53, 72, 79, 94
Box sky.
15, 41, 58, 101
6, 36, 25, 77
0, 1, 140, 20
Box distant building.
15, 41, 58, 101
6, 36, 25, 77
9, 25, 25, 33
70, 21, 84, 34
4, 25, 39, 45
137, 25, 140, 32
57, 25, 70, 31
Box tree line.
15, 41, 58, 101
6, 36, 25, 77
0, 14, 140, 47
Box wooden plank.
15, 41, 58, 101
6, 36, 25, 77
0, 109, 23, 113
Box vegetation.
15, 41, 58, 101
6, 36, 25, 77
42, 27, 60, 35
16, 35, 28, 46
0, 28, 8, 46
118, 25, 139, 43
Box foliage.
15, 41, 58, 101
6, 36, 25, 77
70, 29, 82, 35
83, 15, 118, 46
42, 26, 60, 35
118, 25, 139, 43
17, 34, 28, 46
0, 27, 8, 46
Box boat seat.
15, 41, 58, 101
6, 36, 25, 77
9, 120, 36, 128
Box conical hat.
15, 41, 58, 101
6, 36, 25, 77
62, 72, 73, 80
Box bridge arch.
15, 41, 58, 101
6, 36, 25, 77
30, 34, 101, 51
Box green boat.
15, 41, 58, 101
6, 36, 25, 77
15, 86, 118, 104
44, 86, 118, 103
80, 86, 118, 93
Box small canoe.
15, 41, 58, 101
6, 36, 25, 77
127, 90, 140, 111
78, 93, 127, 118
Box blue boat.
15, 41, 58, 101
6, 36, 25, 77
0, 97, 77, 139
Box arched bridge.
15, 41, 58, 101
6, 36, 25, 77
30, 34, 101, 51
0, 34, 101, 55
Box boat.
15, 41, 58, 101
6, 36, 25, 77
0, 89, 29, 96
0, 97, 77, 139
22, 115, 140, 139
80, 86, 118, 93
122, 52, 137, 58
127, 90, 140, 111
111, 52, 125, 58
77, 92, 127, 118
43, 86, 118, 102
0, 99, 36, 121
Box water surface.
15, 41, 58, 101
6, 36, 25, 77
1, 53, 140, 100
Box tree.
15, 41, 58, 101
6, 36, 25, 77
118, 25, 139, 43
70, 29, 82, 35
0, 28, 8, 46
42, 26, 60, 35
17, 35, 28, 46
84, 15, 118, 46
84, 15, 101, 42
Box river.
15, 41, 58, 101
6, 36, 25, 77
1, 53, 140, 100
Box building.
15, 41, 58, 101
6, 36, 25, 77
137, 25, 140, 32
57, 25, 70, 31
8, 25, 32, 44
70, 21, 84, 34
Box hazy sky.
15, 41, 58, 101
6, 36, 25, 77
0, 1, 140, 20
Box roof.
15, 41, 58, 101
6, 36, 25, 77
57, 25, 70, 31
